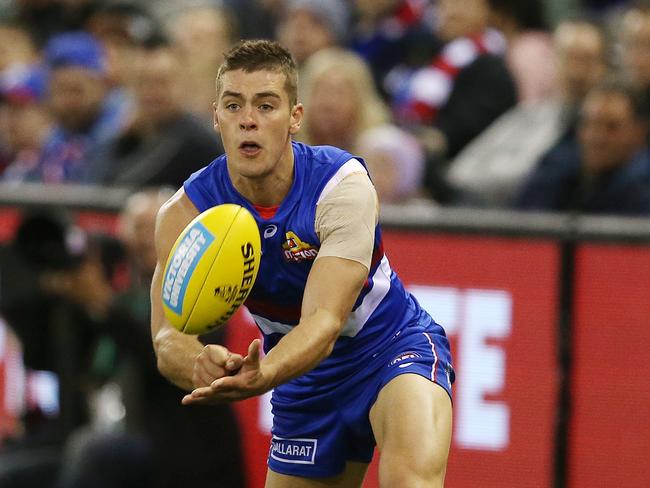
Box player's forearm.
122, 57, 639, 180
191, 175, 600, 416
261, 308, 342, 389
153, 326, 203, 391
151, 264, 201, 391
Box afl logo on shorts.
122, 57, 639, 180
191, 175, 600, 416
389, 351, 421, 367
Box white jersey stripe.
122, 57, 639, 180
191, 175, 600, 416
341, 255, 392, 337
316, 158, 367, 205
252, 315, 294, 336
424, 332, 439, 382
252, 255, 393, 338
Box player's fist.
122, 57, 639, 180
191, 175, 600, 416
192, 344, 243, 388
183, 339, 272, 405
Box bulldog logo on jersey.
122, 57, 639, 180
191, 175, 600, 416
282, 231, 318, 263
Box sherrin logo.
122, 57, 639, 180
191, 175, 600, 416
162, 223, 214, 314
213, 284, 239, 303
282, 231, 318, 263
214, 242, 257, 324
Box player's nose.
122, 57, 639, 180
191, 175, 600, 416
239, 107, 257, 130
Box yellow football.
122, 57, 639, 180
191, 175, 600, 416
161, 204, 261, 335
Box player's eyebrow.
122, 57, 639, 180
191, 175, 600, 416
221, 90, 244, 100
220, 90, 282, 101
253, 91, 282, 101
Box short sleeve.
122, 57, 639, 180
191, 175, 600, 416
315, 171, 378, 270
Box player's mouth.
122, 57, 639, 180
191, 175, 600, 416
239, 141, 262, 157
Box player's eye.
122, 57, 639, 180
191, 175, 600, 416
259, 103, 274, 111
225, 103, 240, 111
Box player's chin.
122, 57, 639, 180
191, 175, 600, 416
237, 162, 273, 179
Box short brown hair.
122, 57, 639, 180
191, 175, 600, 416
216, 39, 298, 105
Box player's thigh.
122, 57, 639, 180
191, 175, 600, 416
369, 374, 452, 476
265, 462, 368, 488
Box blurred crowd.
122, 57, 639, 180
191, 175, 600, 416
0, 0, 650, 487
0, 189, 246, 487
0, 0, 647, 213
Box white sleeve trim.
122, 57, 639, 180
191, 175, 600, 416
316, 158, 367, 205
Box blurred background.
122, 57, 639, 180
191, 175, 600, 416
0, 0, 649, 487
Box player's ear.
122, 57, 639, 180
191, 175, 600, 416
289, 103, 303, 135
213, 101, 221, 134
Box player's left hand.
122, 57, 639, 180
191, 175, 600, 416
181, 339, 273, 405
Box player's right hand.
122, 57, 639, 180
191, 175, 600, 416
192, 344, 244, 388
183, 339, 272, 405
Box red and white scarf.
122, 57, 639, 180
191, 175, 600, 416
394, 29, 506, 124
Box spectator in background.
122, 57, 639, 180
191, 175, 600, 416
1, 65, 54, 182
356, 124, 427, 204
10, 0, 98, 47
298, 48, 391, 152
166, 2, 238, 123
389, 0, 517, 202
619, 3, 650, 116
488, 0, 556, 103
225, 0, 284, 40
0, 316, 24, 447
0, 21, 41, 174
0, 21, 40, 72
514, 79, 650, 215
552, 19, 610, 123
85, 2, 159, 94
0, 207, 153, 488
52, 189, 246, 488
0, 209, 99, 454
351, 0, 439, 100
0, 222, 71, 487
0, 317, 56, 488
583, 0, 633, 16
17, 31, 131, 184
447, 19, 609, 207
117, 189, 168, 290
299, 47, 429, 203
89, 37, 223, 188
276, 0, 349, 67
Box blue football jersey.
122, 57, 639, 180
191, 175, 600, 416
184, 141, 429, 390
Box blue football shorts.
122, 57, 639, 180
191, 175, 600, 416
267, 318, 454, 478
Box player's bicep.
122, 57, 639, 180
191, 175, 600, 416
315, 171, 378, 271
303, 171, 378, 325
